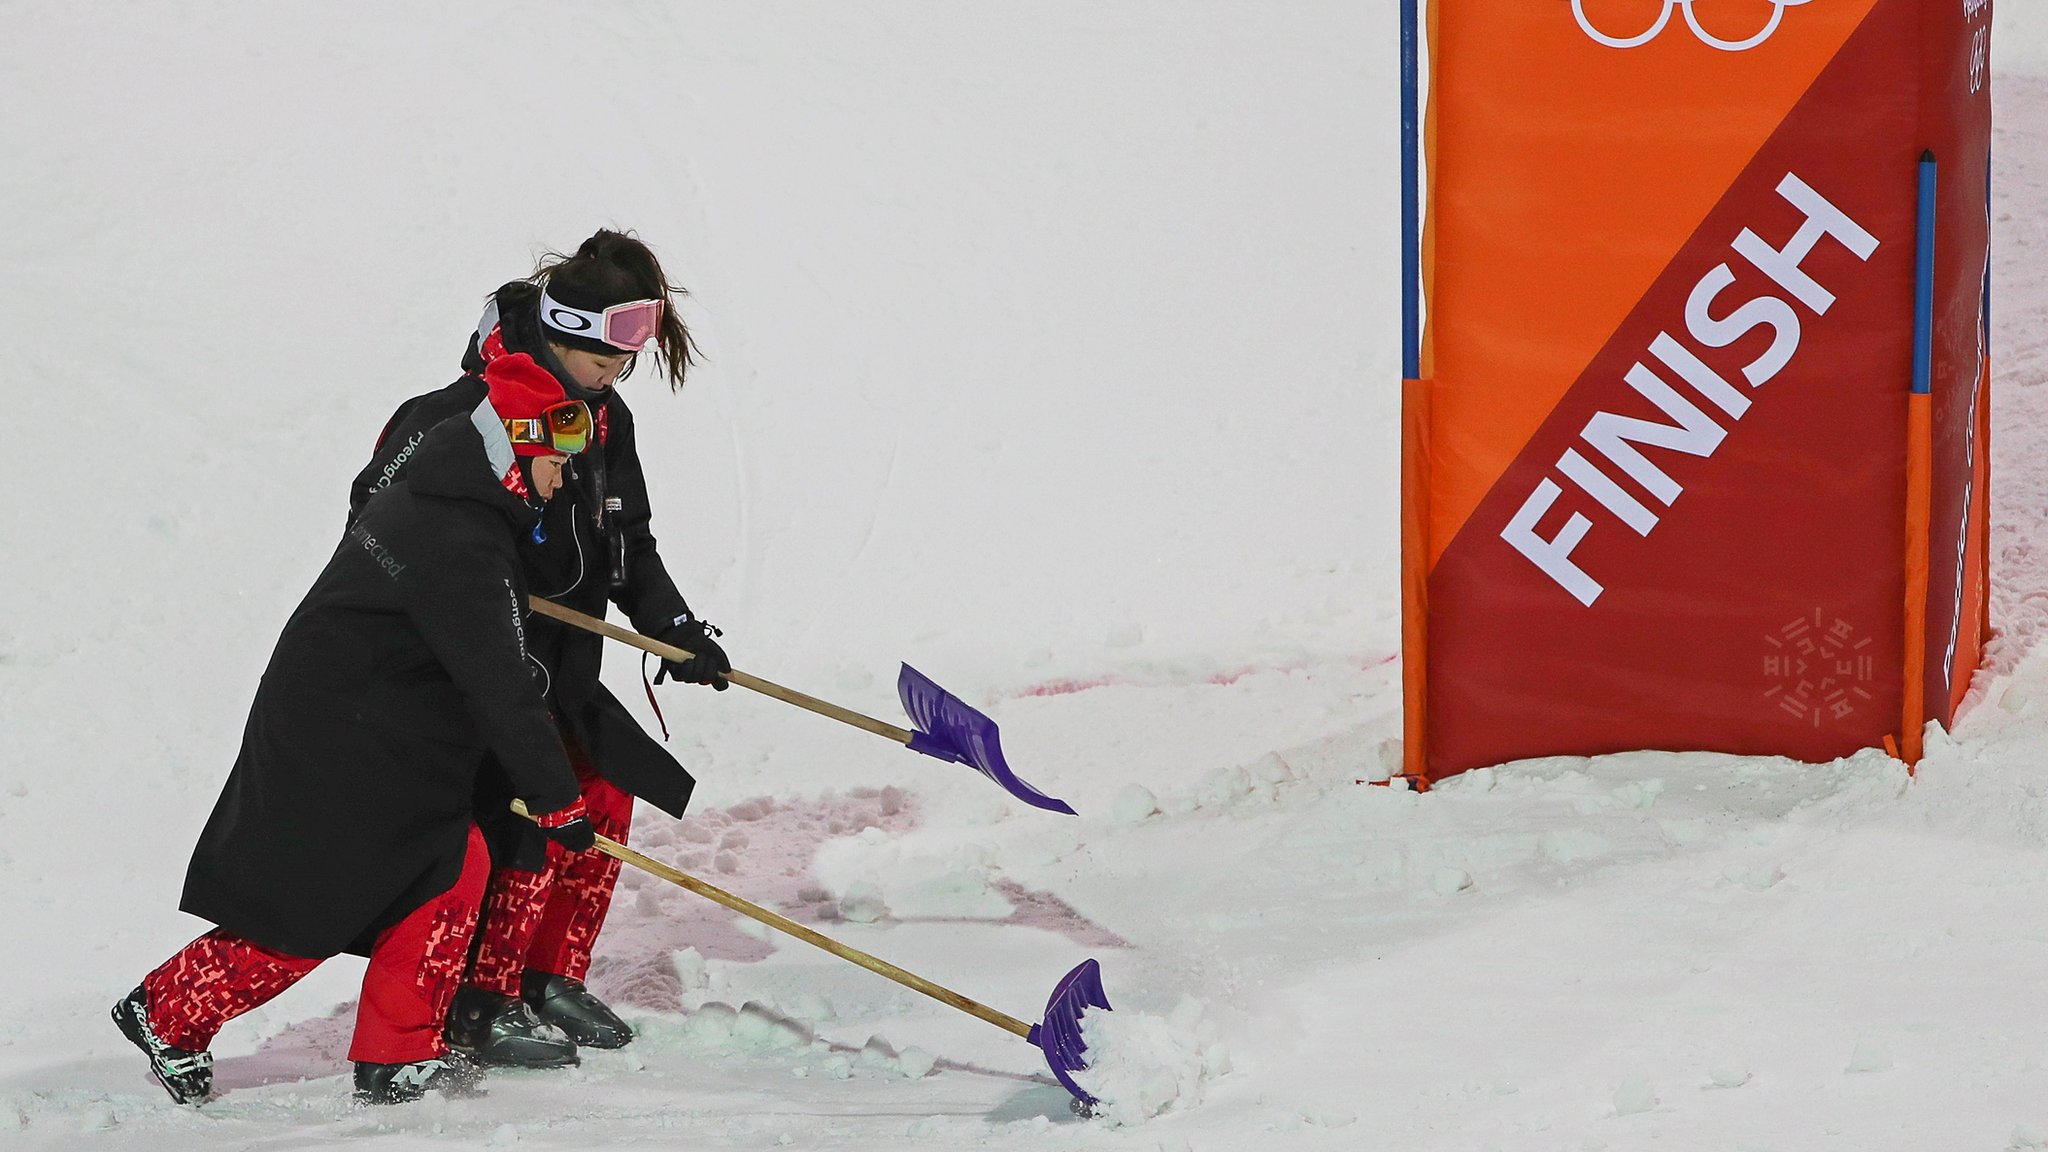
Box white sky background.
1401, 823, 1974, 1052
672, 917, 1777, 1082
0, 1, 1392, 707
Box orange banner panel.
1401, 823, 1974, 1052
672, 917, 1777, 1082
1404, 0, 1993, 780
1424, 0, 1881, 569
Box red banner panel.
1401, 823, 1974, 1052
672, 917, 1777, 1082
1402, 0, 1994, 781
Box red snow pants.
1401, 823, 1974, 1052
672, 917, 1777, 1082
144, 824, 491, 1064
469, 741, 632, 996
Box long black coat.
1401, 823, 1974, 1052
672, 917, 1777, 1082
348, 283, 698, 865
182, 413, 582, 959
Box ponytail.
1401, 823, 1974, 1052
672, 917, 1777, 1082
531, 229, 699, 390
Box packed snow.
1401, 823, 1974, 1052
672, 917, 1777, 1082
4, 3, 2048, 1150
1073, 1001, 1228, 1127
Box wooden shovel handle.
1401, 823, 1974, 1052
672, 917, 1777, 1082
509, 800, 1032, 1040
526, 596, 916, 747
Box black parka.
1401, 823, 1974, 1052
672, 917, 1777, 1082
181, 413, 582, 959
348, 282, 698, 862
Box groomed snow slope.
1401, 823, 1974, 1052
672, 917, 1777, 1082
2, 4, 2047, 1150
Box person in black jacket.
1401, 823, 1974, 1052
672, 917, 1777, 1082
347, 230, 730, 1068
113, 356, 601, 1106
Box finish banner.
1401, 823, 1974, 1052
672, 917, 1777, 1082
1400, 0, 1993, 781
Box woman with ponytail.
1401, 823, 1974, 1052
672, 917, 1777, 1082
347, 230, 727, 1069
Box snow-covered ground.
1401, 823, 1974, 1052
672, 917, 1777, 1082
3, 3, 2047, 1149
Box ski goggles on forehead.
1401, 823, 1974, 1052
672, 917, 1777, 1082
504, 400, 595, 455
539, 289, 664, 352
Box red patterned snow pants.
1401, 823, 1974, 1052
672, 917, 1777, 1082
144, 825, 491, 1064
469, 746, 632, 996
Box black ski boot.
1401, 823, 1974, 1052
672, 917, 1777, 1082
523, 971, 634, 1049
445, 987, 579, 1068
111, 985, 213, 1105
352, 1051, 485, 1105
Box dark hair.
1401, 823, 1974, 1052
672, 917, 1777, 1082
530, 229, 699, 390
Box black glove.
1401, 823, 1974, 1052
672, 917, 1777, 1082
653, 616, 731, 691
531, 797, 596, 853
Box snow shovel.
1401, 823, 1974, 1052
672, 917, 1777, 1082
509, 800, 1114, 1112
528, 596, 1076, 815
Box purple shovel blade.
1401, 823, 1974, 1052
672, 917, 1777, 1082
1024, 958, 1113, 1109
898, 663, 1077, 815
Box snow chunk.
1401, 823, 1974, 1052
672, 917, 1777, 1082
844, 1034, 931, 1078
671, 947, 709, 994
1072, 1000, 1226, 1127
680, 1002, 738, 1044
1111, 784, 1159, 825
1251, 752, 1293, 784
896, 1046, 936, 1079
488, 1124, 521, 1146
1612, 1074, 1656, 1116
733, 1002, 812, 1051
633, 887, 664, 917
858, 1035, 901, 1068
837, 882, 889, 923
1707, 1066, 1751, 1088
1430, 867, 1474, 896
1200, 766, 1254, 807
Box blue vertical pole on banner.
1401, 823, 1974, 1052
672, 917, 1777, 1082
1982, 152, 1992, 351
1901, 151, 1940, 765
1912, 151, 1938, 396
1400, 0, 1420, 381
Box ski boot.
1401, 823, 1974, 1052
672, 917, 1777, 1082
111, 985, 213, 1104
445, 986, 579, 1068
523, 971, 634, 1050
353, 1051, 485, 1105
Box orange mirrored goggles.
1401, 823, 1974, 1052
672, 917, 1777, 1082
503, 400, 594, 455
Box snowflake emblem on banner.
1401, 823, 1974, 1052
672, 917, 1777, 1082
1762, 610, 1876, 726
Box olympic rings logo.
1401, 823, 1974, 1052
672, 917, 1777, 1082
1571, 0, 1814, 52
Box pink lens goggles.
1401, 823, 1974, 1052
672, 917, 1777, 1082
539, 289, 665, 352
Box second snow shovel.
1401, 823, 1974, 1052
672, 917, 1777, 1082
528, 596, 1075, 815
509, 800, 1114, 1111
